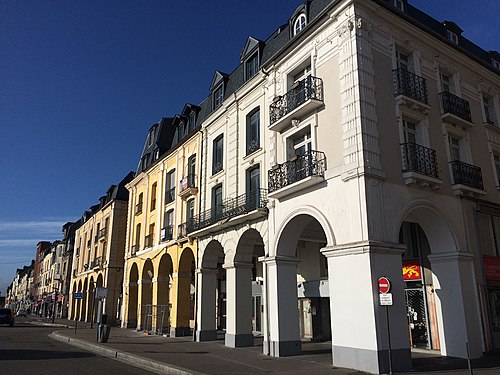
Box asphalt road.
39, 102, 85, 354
0, 318, 158, 375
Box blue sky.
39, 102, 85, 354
0, 0, 498, 295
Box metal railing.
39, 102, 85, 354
144, 234, 154, 248
247, 139, 260, 155
393, 68, 428, 104
450, 160, 483, 190
179, 174, 196, 192
400, 142, 439, 178
90, 256, 101, 269
135, 202, 143, 215
270, 75, 324, 124
140, 304, 170, 335
165, 187, 176, 204
268, 151, 327, 193
180, 189, 268, 235
98, 227, 107, 240
440, 92, 471, 122
161, 226, 173, 242
177, 223, 188, 239
212, 161, 223, 175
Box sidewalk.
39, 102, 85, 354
41, 317, 500, 375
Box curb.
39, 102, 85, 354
29, 321, 72, 328
50, 331, 205, 375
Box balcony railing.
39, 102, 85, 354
90, 256, 101, 269
98, 227, 107, 240
135, 202, 143, 215
393, 68, 428, 105
270, 75, 324, 125
450, 160, 483, 190
160, 226, 173, 242
144, 234, 154, 248
180, 174, 196, 191
212, 161, 223, 175
165, 187, 176, 204
177, 223, 188, 239
268, 151, 327, 193
400, 142, 439, 178
180, 189, 268, 235
440, 92, 472, 122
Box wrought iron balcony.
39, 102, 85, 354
181, 189, 268, 235
268, 151, 326, 195
160, 225, 173, 242
450, 160, 483, 190
144, 234, 154, 248
135, 202, 143, 215
179, 174, 198, 199
440, 92, 472, 123
269, 75, 324, 132
165, 187, 176, 204
400, 143, 439, 178
90, 257, 101, 269
98, 227, 107, 240
393, 68, 428, 105
177, 223, 188, 239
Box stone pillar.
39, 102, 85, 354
265, 256, 301, 357
322, 242, 411, 375
224, 262, 253, 347
195, 268, 218, 341
428, 252, 483, 358
169, 271, 192, 337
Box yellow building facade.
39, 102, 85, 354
122, 109, 201, 337
69, 172, 134, 325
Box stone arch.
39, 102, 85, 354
127, 262, 139, 328
70, 281, 77, 320
140, 259, 154, 330
156, 253, 173, 334
81, 278, 88, 321
171, 247, 196, 337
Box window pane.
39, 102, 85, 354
478, 213, 496, 257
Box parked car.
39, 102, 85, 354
0, 308, 14, 326
16, 309, 28, 317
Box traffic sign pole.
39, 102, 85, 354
379, 277, 393, 374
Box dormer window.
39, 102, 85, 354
213, 85, 224, 109
189, 111, 196, 131
447, 30, 458, 44
147, 127, 156, 146
246, 52, 259, 80
293, 13, 307, 36
492, 59, 500, 70
393, 0, 405, 11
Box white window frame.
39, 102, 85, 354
293, 14, 307, 36
446, 30, 458, 44
393, 0, 404, 11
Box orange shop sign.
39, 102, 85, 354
402, 260, 422, 281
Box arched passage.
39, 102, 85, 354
81, 278, 88, 322
196, 240, 225, 342
156, 254, 173, 334
225, 229, 265, 348
87, 276, 95, 323
170, 248, 195, 337
397, 204, 483, 359
127, 263, 139, 328
140, 259, 154, 331
70, 281, 77, 320
269, 213, 330, 356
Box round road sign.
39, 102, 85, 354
378, 277, 391, 294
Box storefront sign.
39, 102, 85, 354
402, 260, 422, 281
484, 257, 500, 280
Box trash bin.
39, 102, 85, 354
97, 314, 111, 343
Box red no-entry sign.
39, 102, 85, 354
378, 277, 391, 294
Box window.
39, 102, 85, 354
189, 112, 196, 131
136, 193, 143, 215
493, 59, 500, 70
293, 13, 307, 36
287, 126, 312, 159
213, 85, 224, 109
292, 64, 311, 85
494, 153, 500, 186
246, 166, 260, 208
477, 212, 500, 257
396, 50, 410, 71
147, 127, 156, 146
446, 30, 458, 44
212, 185, 223, 219
448, 135, 461, 161
150, 182, 157, 211
439, 72, 451, 93
186, 199, 195, 223
246, 108, 260, 155
135, 223, 141, 248
402, 119, 417, 144
162, 210, 174, 241
165, 170, 175, 203
393, 0, 405, 11
188, 154, 196, 178
246, 52, 259, 80
212, 135, 224, 175
484, 96, 495, 125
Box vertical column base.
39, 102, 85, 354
332, 345, 412, 374
269, 340, 301, 357
170, 326, 191, 337
196, 329, 217, 342
225, 333, 253, 348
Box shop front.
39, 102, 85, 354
484, 257, 500, 349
